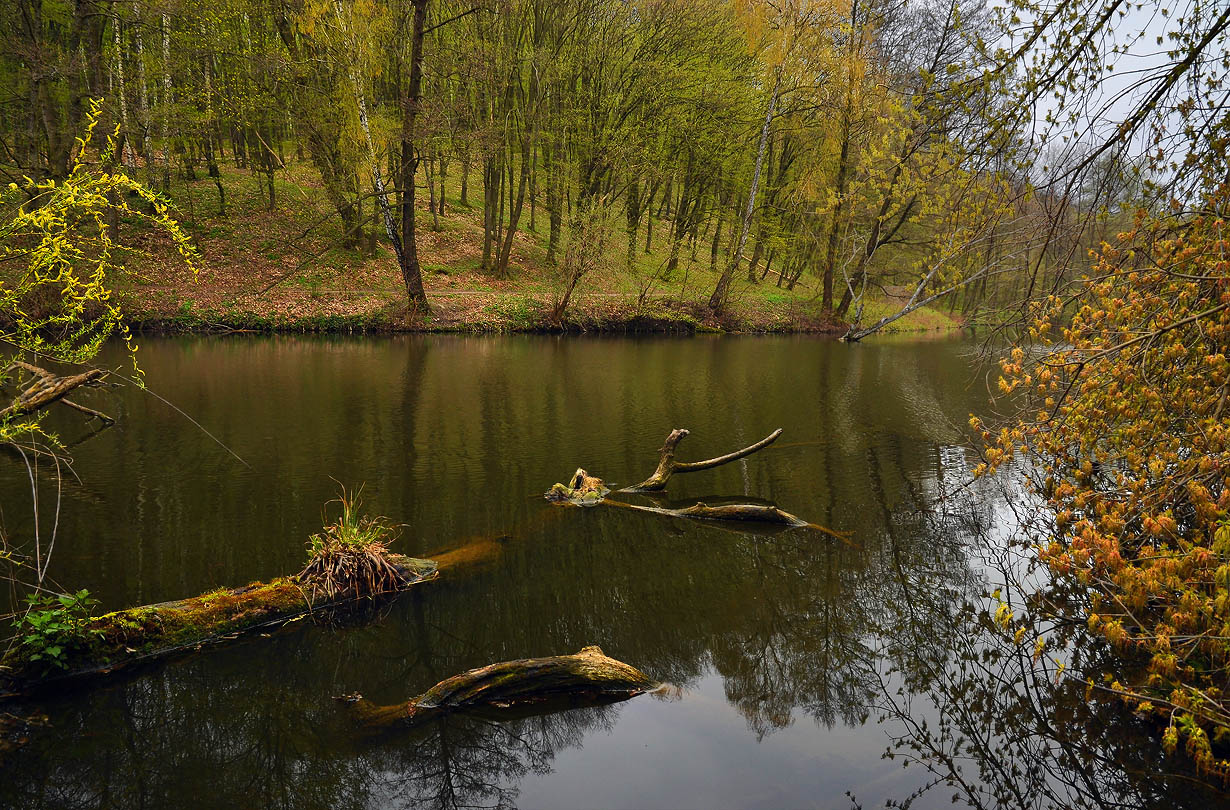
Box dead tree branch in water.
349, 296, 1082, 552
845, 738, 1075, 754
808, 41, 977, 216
626, 428, 783, 491
543, 428, 850, 537
602, 498, 807, 527
1, 362, 112, 424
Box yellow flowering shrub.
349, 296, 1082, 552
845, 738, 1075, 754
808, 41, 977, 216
0, 100, 196, 444
975, 184, 1230, 777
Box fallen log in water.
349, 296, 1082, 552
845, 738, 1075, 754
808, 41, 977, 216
546, 427, 784, 504
603, 499, 809, 527
346, 645, 658, 729
0, 554, 438, 699
542, 428, 852, 536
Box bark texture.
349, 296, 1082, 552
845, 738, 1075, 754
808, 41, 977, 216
1, 363, 107, 422
349, 645, 657, 729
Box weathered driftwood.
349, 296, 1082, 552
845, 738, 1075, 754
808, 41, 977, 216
1, 362, 112, 423
546, 428, 785, 503
541, 427, 832, 530
0, 554, 438, 699
347, 645, 658, 729
627, 427, 784, 491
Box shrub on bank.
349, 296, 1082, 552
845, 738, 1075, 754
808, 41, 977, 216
975, 186, 1230, 777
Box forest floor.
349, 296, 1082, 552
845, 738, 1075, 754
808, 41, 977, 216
113, 160, 965, 335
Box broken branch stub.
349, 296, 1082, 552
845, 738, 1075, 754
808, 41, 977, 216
347, 645, 658, 729
545, 468, 610, 504
626, 427, 784, 491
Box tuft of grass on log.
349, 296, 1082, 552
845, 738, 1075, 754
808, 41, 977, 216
298, 485, 411, 600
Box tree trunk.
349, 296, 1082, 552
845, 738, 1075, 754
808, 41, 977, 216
709, 70, 780, 313
398, 0, 431, 313
0, 363, 106, 422
133, 3, 154, 187
161, 14, 173, 189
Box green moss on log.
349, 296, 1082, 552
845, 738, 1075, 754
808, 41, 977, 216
1, 554, 437, 696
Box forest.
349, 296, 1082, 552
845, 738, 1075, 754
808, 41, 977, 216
2, 0, 1230, 808
1, 0, 1155, 334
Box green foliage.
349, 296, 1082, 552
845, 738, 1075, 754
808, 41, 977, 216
300, 485, 407, 600
0, 99, 197, 445
11, 589, 99, 670
306, 484, 395, 558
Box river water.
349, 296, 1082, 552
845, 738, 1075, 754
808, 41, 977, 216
0, 335, 1219, 809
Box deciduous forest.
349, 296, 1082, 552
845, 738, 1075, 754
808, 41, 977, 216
3, 0, 1175, 333
2, 0, 1230, 807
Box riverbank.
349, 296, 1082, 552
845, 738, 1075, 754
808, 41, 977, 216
113, 162, 965, 336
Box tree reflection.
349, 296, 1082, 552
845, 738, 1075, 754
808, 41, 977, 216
3, 336, 1217, 809
364, 702, 621, 810
870, 479, 1227, 810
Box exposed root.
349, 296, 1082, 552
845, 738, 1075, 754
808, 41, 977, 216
297, 484, 413, 600
297, 540, 411, 601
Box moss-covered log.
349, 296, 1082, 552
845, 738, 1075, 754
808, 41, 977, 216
0, 554, 437, 698
348, 645, 658, 729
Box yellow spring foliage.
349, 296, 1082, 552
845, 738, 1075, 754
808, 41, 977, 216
0, 100, 197, 444
976, 184, 1230, 776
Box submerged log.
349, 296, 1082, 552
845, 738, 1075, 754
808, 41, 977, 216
604, 499, 809, 527
540, 427, 839, 532
0, 554, 438, 699
627, 428, 783, 491
347, 645, 658, 729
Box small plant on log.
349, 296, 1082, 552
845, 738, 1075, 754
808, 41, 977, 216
298, 486, 408, 600
8, 589, 99, 671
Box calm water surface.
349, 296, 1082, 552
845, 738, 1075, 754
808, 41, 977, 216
0, 335, 1217, 809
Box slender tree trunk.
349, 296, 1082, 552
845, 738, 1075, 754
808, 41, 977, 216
438, 154, 447, 215
133, 3, 154, 187
709, 70, 780, 313
398, 0, 431, 312
529, 143, 537, 231
626, 180, 640, 269
425, 151, 440, 231
112, 16, 134, 168
160, 13, 172, 189
746, 234, 764, 282
497, 127, 531, 276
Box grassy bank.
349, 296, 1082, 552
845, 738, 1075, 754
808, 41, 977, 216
113, 160, 964, 336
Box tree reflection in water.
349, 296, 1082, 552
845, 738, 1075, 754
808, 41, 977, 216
867, 476, 1227, 809
362, 702, 623, 810
1, 337, 1225, 809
